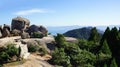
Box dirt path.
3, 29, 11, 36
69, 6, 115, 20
6, 54, 54, 67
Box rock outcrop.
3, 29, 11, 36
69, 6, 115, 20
3, 24, 10, 32
0, 25, 3, 38
21, 31, 30, 39
2, 27, 10, 37
11, 29, 21, 36
0, 31, 2, 38
39, 26, 48, 36
27, 25, 48, 37
11, 17, 30, 31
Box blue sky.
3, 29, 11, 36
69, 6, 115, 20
0, 0, 120, 26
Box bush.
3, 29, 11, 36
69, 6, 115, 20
28, 45, 40, 52
0, 52, 9, 63
49, 48, 71, 67
38, 47, 47, 55
0, 43, 19, 64
6, 44, 19, 57
32, 32, 44, 38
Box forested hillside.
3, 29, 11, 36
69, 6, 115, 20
63, 27, 103, 39
48, 27, 119, 67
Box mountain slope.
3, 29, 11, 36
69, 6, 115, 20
63, 27, 103, 39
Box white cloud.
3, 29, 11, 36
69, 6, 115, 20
14, 8, 50, 15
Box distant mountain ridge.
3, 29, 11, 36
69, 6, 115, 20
47, 25, 120, 35
63, 27, 103, 39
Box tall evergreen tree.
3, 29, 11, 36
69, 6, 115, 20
100, 27, 110, 45
100, 40, 111, 55
110, 58, 118, 67
88, 27, 101, 42
103, 64, 107, 67
55, 34, 66, 47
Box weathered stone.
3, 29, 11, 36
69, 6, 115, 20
11, 29, 21, 36
39, 26, 48, 36
27, 25, 48, 37
2, 27, 10, 37
11, 17, 30, 31
0, 31, 2, 38
3, 24, 10, 32
0, 25, 3, 38
0, 25, 3, 33
21, 31, 30, 39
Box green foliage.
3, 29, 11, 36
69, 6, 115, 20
78, 39, 100, 54
0, 44, 19, 64
70, 49, 96, 66
28, 45, 40, 52
0, 52, 9, 63
110, 58, 118, 67
50, 48, 71, 67
55, 34, 66, 47
38, 47, 47, 55
99, 40, 111, 55
0, 65, 2, 67
63, 27, 92, 39
102, 27, 120, 66
32, 32, 44, 38
78, 39, 89, 50
6, 44, 19, 57
50, 26, 120, 67
100, 27, 110, 45
50, 34, 97, 66
88, 27, 101, 42
103, 64, 107, 67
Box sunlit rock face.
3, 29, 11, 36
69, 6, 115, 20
11, 17, 30, 31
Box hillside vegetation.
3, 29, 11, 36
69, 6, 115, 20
63, 27, 103, 39
48, 27, 119, 67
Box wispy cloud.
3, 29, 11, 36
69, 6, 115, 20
13, 8, 51, 15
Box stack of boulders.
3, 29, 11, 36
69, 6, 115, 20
26, 25, 48, 38
11, 17, 30, 37
0, 24, 11, 38
0, 16, 48, 39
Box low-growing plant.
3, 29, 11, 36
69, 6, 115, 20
38, 47, 47, 56
32, 32, 44, 38
28, 45, 40, 52
0, 43, 20, 65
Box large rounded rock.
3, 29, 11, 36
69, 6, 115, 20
0, 25, 3, 37
39, 26, 48, 36
0, 25, 3, 33
11, 17, 30, 31
0, 31, 2, 38
2, 28, 10, 37
27, 25, 48, 37
3, 24, 10, 32
27, 25, 40, 34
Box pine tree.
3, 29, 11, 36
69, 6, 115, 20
110, 58, 118, 67
103, 64, 107, 67
88, 27, 100, 42
55, 34, 66, 47
100, 27, 110, 45
100, 40, 111, 55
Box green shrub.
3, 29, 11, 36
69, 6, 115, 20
28, 45, 39, 52
50, 48, 71, 67
38, 47, 47, 55
32, 32, 44, 38
0, 43, 20, 65
0, 52, 10, 63
6, 44, 19, 57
